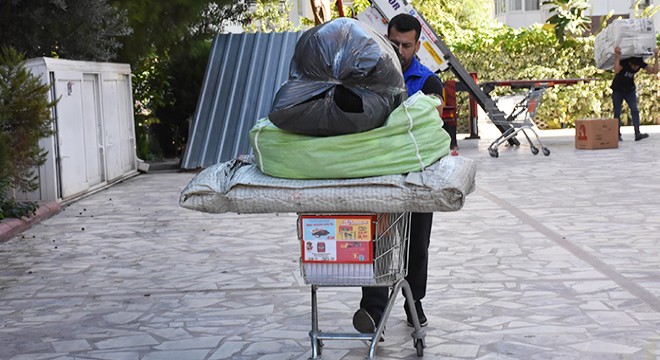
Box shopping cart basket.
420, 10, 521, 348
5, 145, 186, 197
298, 212, 425, 359
488, 85, 551, 158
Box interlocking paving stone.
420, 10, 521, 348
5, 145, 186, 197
1, 125, 660, 359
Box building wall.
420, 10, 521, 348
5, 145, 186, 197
494, 0, 659, 32
291, 0, 315, 25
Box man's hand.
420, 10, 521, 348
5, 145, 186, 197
613, 46, 622, 73
650, 47, 660, 75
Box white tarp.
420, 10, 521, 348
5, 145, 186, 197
179, 156, 477, 214
595, 18, 656, 70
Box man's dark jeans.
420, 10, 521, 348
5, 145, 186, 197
612, 89, 640, 133
359, 212, 433, 320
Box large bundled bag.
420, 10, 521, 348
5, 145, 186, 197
251, 92, 450, 179
595, 18, 656, 70
269, 17, 407, 136
179, 155, 477, 214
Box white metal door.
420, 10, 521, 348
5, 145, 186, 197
101, 74, 123, 181
54, 71, 89, 198
82, 74, 105, 186
116, 74, 136, 173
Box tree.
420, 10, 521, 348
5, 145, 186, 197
633, 0, 660, 18
244, 0, 300, 33
0, 0, 131, 62
542, 0, 591, 43
111, 0, 244, 65
0, 47, 57, 219
310, 0, 331, 25
116, 1, 250, 159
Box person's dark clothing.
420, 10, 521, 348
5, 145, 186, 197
611, 57, 646, 92
360, 212, 433, 319
403, 57, 456, 148
403, 57, 442, 97
611, 57, 647, 135
359, 57, 443, 323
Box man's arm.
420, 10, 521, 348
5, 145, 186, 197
421, 75, 444, 116
613, 47, 622, 74
644, 47, 659, 75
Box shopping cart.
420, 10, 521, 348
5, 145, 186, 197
298, 212, 425, 359
488, 84, 551, 158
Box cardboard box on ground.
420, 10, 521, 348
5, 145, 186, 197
575, 118, 619, 150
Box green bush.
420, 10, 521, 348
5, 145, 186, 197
0, 46, 56, 219
411, 0, 660, 130
448, 24, 660, 129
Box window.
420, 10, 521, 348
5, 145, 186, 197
495, 0, 506, 15
509, 0, 522, 11
525, 0, 540, 11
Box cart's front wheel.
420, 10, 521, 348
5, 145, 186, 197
488, 148, 499, 158
415, 339, 424, 357
542, 147, 550, 156
531, 146, 539, 155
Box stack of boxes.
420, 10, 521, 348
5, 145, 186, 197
594, 18, 656, 70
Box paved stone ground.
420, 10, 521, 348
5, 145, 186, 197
1, 124, 660, 360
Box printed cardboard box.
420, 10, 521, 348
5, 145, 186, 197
575, 118, 618, 150
299, 215, 374, 263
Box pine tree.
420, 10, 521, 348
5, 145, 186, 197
0, 0, 131, 62
0, 47, 57, 218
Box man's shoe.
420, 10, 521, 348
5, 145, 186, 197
404, 300, 428, 327
352, 308, 385, 341
635, 133, 649, 141
353, 308, 376, 333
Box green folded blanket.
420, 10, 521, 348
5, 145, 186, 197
249, 92, 450, 179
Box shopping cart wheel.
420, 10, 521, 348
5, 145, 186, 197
488, 148, 498, 158
415, 339, 424, 357
542, 147, 550, 156
530, 146, 539, 155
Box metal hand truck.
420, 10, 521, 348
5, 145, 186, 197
298, 212, 425, 359
487, 85, 551, 158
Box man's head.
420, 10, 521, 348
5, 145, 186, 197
387, 14, 421, 71
627, 57, 645, 70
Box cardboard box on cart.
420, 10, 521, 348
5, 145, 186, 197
575, 118, 618, 150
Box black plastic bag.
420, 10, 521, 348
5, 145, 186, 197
268, 17, 407, 136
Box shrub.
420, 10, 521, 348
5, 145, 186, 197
0, 46, 56, 219
448, 25, 659, 129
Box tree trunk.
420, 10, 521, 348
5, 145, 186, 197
310, 0, 331, 25
336, 0, 344, 17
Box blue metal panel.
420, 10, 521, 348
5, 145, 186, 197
181, 31, 303, 169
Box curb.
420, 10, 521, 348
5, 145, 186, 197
0, 201, 61, 243
146, 159, 180, 172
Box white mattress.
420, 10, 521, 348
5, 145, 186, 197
179, 156, 477, 214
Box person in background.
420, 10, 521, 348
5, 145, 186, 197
612, 46, 659, 141
352, 13, 444, 336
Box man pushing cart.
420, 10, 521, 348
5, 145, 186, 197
181, 3, 478, 359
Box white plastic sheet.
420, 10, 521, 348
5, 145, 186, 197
594, 18, 656, 70
179, 156, 477, 214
